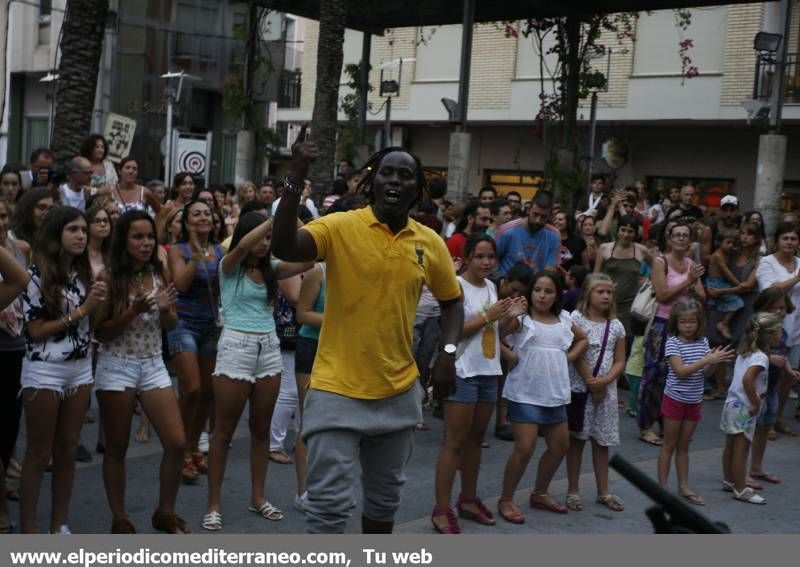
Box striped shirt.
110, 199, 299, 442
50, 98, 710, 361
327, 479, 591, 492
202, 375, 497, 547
664, 336, 710, 404
175, 242, 222, 322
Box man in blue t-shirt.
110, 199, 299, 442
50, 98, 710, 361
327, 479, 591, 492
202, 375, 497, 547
496, 189, 559, 276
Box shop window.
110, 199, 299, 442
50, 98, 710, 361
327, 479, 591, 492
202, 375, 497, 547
782, 181, 800, 212
484, 170, 544, 201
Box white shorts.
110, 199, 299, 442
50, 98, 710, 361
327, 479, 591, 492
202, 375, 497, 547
213, 328, 282, 382
94, 352, 172, 393
21, 357, 93, 398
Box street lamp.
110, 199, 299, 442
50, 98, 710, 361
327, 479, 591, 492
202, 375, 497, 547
585, 49, 612, 193
377, 58, 415, 149
39, 71, 60, 144
160, 71, 200, 183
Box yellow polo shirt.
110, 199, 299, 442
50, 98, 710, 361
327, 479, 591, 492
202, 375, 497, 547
302, 206, 461, 399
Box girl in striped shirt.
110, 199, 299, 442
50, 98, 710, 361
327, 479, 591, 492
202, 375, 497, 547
658, 299, 734, 506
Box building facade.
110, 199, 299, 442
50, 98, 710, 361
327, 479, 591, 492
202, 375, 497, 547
276, 2, 800, 211
0, 0, 296, 186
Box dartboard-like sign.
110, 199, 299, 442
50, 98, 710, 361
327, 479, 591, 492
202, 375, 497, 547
179, 150, 206, 174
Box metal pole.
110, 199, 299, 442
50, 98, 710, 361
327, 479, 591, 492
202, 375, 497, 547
165, 93, 173, 184
586, 91, 598, 193
383, 96, 392, 149
358, 33, 371, 144
773, 0, 792, 133
455, 0, 476, 131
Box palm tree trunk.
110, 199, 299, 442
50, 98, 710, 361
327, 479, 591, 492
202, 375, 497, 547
51, 0, 109, 161
307, 0, 346, 196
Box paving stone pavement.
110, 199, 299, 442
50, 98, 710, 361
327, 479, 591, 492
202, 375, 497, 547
6, 390, 800, 534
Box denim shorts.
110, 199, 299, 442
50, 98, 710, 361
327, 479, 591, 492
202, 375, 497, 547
757, 383, 779, 426
213, 328, 282, 382
94, 353, 172, 393
167, 317, 219, 357
448, 374, 499, 404
295, 336, 319, 375
506, 400, 567, 425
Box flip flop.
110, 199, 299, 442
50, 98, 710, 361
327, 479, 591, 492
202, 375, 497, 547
751, 473, 781, 485
529, 493, 568, 514
774, 422, 798, 437
639, 432, 663, 446
497, 498, 525, 524
565, 493, 583, 512
679, 492, 705, 506
248, 501, 284, 521
746, 478, 764, 491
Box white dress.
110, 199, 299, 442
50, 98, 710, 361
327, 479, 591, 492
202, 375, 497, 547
503, 312, 573, 407
568, 312, 625, 446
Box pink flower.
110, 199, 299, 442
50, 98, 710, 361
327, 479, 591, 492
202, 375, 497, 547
505, 24, 519, 38
686, 66, 700, 78
679, 38, 694, 50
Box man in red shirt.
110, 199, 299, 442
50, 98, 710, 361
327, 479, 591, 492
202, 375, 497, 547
445, 200, 491, 260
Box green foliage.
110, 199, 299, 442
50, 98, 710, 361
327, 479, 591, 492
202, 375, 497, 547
221, 8, 281, 161
337, 62, 374, 163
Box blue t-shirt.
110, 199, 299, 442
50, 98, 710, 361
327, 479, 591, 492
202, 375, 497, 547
496, 224, 560, 276
219, 257, 280, 333
664, 336, 710, 404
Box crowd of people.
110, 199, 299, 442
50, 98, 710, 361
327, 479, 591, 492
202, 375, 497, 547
0, 131, 797, 536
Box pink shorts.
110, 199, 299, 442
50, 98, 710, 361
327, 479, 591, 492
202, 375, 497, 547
661, 394, 702, 422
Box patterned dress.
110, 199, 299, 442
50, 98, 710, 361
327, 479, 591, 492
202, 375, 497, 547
569, 312, 626, 446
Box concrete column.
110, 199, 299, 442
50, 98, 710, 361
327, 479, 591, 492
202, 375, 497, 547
446, 131, 471, 202
753, 134, 787, 241
234, 129, 256, 186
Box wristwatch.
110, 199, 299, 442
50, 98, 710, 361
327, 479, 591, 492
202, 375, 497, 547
441, 343, 457, 356
283, 175, 302, 195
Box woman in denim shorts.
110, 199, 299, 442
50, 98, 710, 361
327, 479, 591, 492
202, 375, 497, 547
167, 198, 222, 483
18, 207, 107, 534
201, 212, 311, 531
432, 234, 526, 534
94, 211, 189, 534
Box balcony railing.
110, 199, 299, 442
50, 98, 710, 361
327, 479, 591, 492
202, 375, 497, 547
754, 52, 800, 103
279, 69, 302, 108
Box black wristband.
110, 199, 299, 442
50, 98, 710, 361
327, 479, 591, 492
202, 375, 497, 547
283, 176, 302, 195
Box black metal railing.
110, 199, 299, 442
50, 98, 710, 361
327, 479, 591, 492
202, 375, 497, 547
754, 52, 800, 103
279, 69, 302, 108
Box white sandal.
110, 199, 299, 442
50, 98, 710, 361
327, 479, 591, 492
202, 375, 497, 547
201, 511, 223, 531
248, 501, 284, 521
732, 486, 766, 505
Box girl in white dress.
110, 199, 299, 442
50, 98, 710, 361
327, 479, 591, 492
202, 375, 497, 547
565, 273, 627, 512
498, 270, 588, 523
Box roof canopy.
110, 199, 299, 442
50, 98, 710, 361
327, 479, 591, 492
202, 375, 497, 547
260, 0, 769, 34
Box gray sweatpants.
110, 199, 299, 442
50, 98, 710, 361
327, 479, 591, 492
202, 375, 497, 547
302, 384, 423, 534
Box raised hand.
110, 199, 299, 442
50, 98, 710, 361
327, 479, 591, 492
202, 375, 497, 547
84, 280, 108, 312
689, 264, 705, 283
290, 123, 319, 179
131, 291, 152, 315
505, 296, 528, 319
154, 284, 177, 313
705, 345, 735, 365
485, 298, 512, 322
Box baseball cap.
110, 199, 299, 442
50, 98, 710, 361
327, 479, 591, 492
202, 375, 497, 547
720, 195, 738, 208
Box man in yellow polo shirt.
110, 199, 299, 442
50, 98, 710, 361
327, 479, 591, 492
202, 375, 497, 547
273, 128, 463, 534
